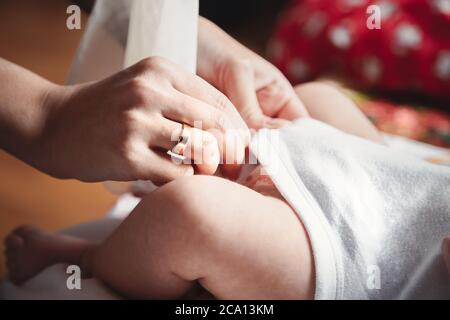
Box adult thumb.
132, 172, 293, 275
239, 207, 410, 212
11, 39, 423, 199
223, 61, 269, 129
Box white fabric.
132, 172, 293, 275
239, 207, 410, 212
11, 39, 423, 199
67, 0, 128, 84
252, 119, 450, 299
67, 0, 198, 83
383, 133, 450, 163
125, 0, 198, 71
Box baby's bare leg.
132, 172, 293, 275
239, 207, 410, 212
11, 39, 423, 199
4, 225, 96, 284
5, 176, 313, 299
295, 82, 383, 144
84, 175, 314, 299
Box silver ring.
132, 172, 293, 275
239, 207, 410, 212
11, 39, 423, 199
167, 123, 190, 161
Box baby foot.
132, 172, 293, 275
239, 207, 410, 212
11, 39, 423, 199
4, 225, 63, 284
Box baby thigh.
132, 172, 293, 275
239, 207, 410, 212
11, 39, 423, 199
166, 175, 315, 300
188, 179, 315, 299
89, 175, 314, 299
294, 82, 383, 144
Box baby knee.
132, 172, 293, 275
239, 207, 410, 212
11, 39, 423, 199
294, 81, 340, 98
171, 176, 225, 222
142, 175, 225, 233
146, 176, 229, 275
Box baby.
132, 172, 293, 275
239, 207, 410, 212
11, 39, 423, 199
4, 83, 450, 299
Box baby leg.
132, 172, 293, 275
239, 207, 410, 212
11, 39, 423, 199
295, 82, 384, 143
84, 175, 313, 299
4, 225, 97, 284
6, 176, 313, 299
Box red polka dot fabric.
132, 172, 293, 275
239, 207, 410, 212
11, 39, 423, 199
269, 0, 450, 102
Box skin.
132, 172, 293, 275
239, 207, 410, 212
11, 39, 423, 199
5, 83, 387, 299
2, 14, 447, 297
0, 16, 313, 297
0, 17, 307, 184
0, 57, 248, 183
197, 17, 310, 178
197, 17, 309, 129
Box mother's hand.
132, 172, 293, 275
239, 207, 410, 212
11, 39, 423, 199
39, 57, 247, 183
197, 18, 309, 129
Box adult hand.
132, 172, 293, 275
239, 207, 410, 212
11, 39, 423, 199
0, 57, 247, 184
197, 17, 309, 130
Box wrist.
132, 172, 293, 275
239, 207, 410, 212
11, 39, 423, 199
197, 17, 257, 86
197, 18, 221, 82
0, 58, 78, 178
19, 82, 75, 178
197, 18, 238, 81
28, 83, 76, 176
0, 80, 55, 150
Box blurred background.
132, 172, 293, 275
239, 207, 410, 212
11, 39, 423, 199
0, 0, 449, 280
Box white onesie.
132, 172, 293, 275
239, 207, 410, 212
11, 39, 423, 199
252, 119, 450, 299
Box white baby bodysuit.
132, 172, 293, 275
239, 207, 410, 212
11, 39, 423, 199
252, 119, 450, 299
